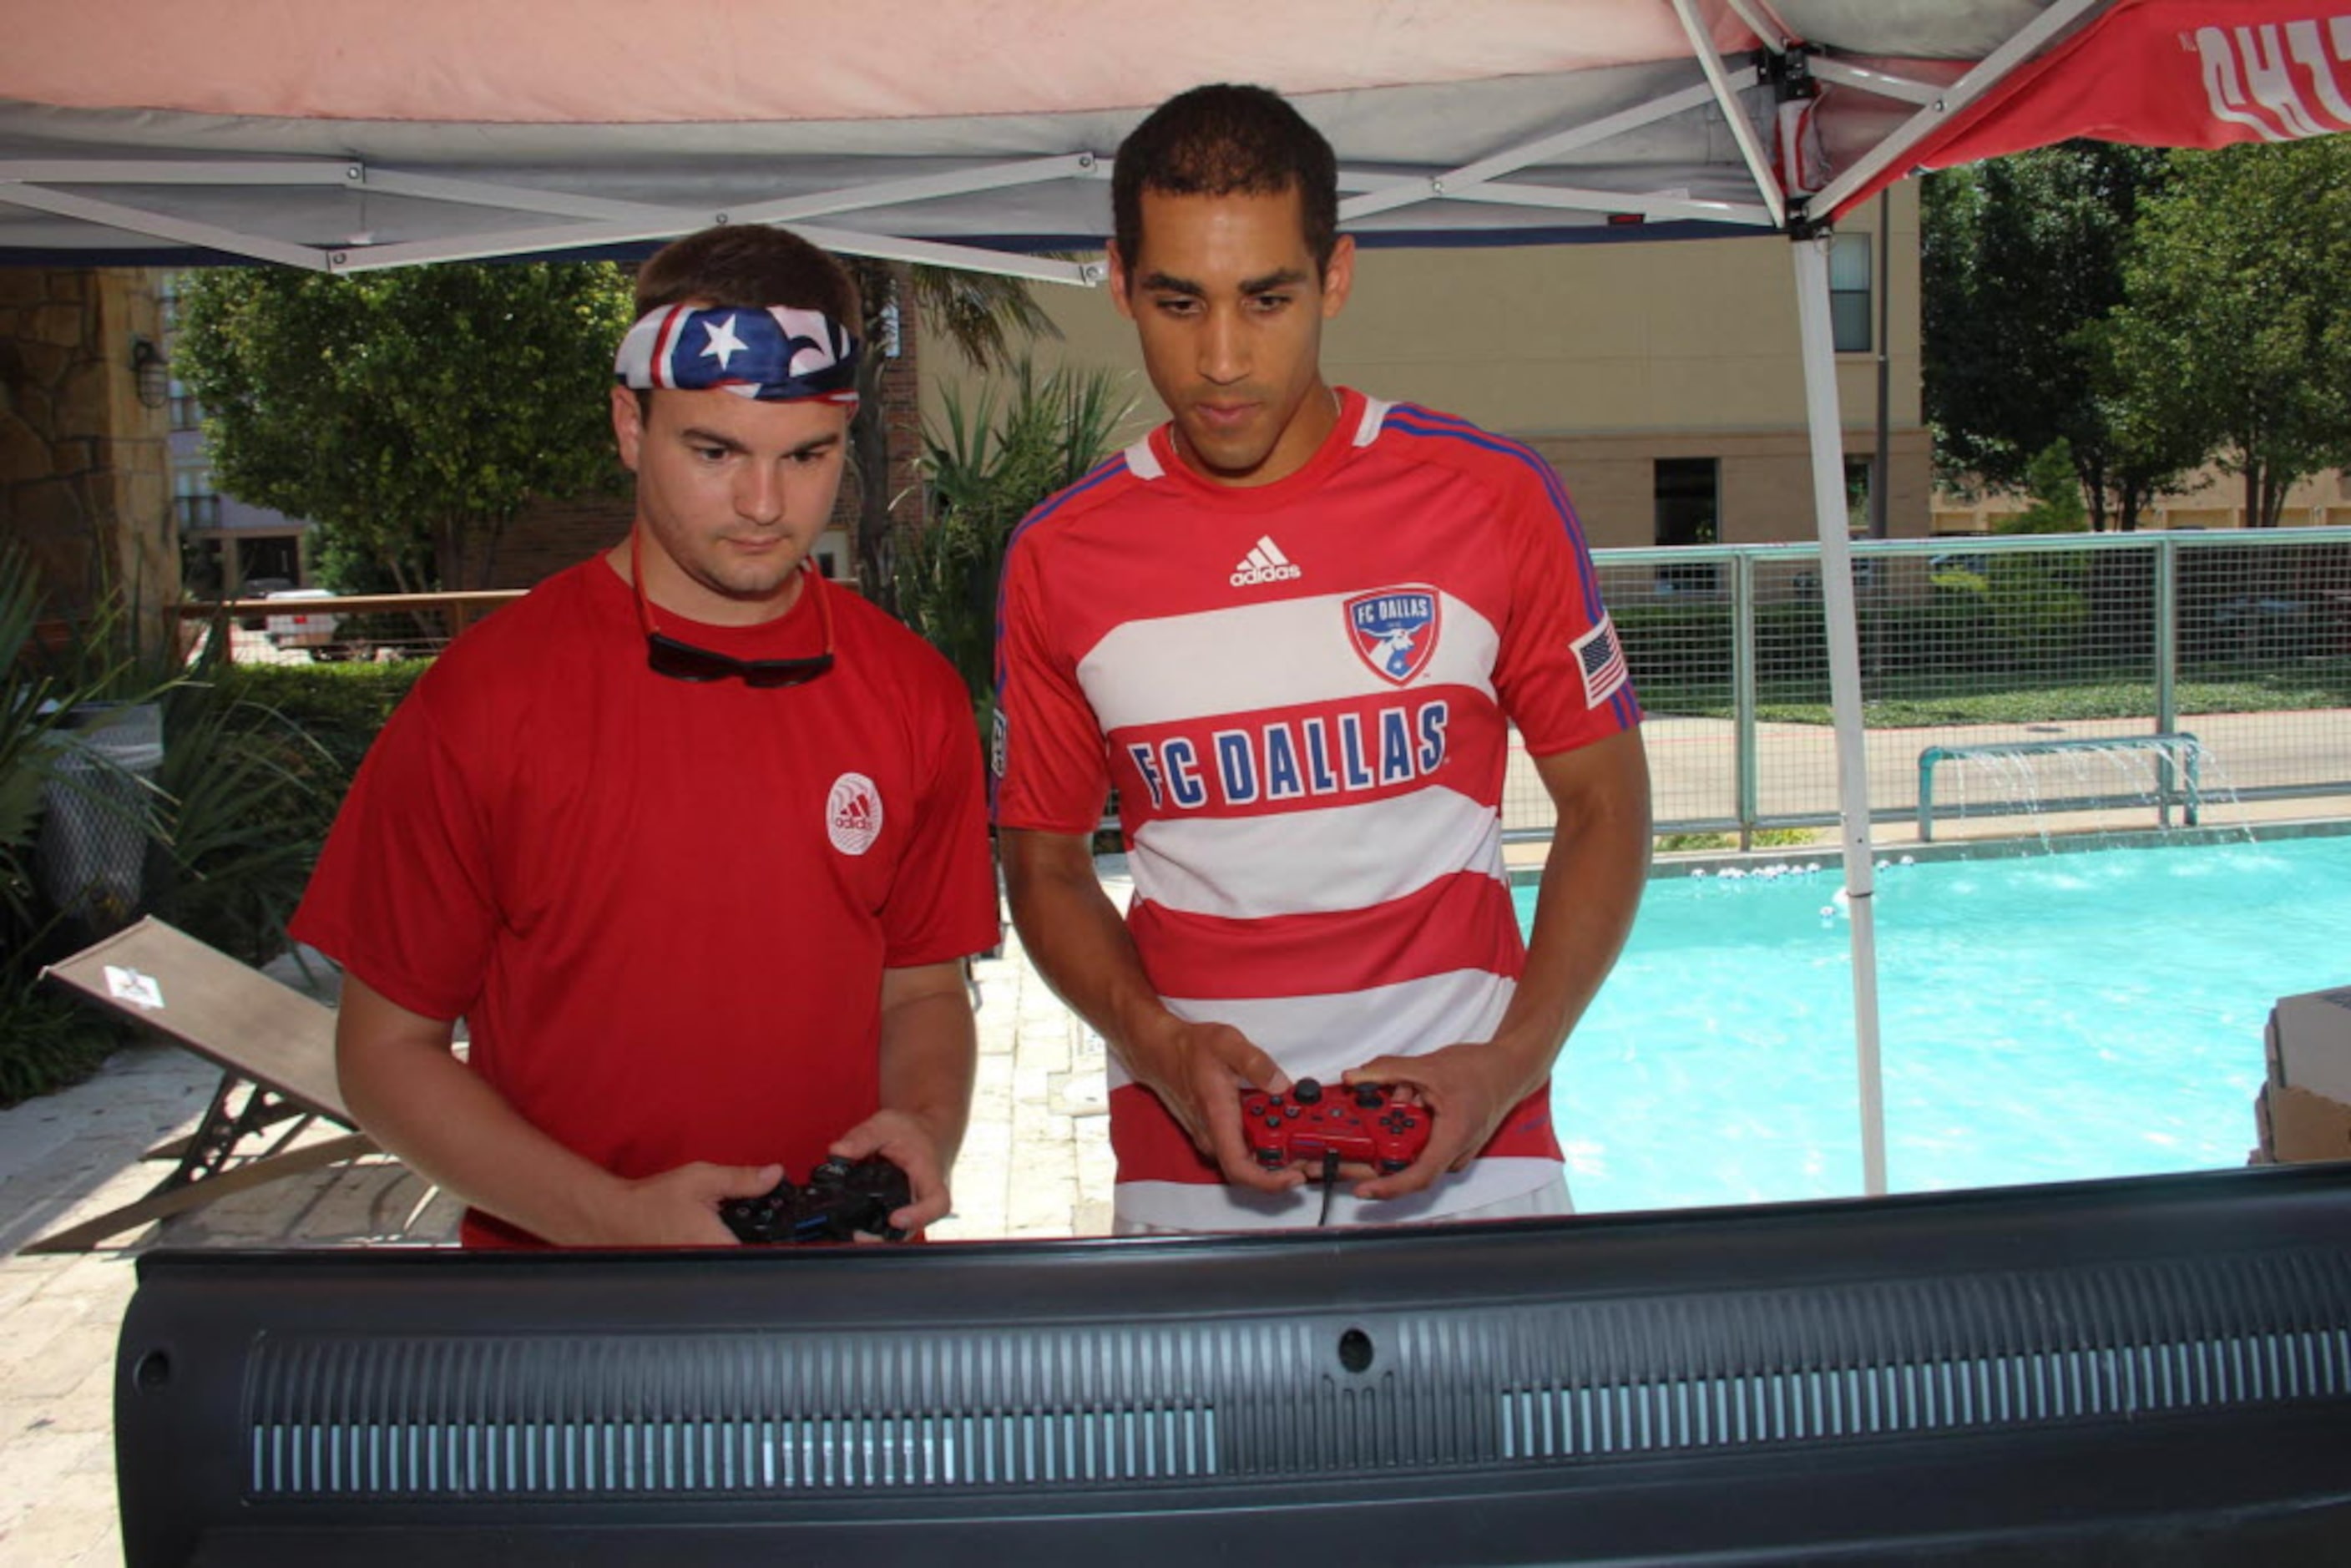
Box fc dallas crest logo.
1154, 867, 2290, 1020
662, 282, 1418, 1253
1345, 588, 1441, 686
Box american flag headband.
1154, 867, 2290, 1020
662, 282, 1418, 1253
614, 304, 862, 407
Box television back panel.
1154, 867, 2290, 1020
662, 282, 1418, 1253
115, 1165, 2351, 1565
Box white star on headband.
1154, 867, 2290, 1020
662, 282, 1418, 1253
700, 313, 747, 371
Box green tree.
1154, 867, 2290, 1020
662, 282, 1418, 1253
1996, 439, 2089, 534
2106, 137, 2351, 529
175, 262, 635, 591
1922, 144, 2197, 530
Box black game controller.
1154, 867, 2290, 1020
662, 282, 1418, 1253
718, 1156, 913, 1245
1241, 1077, 1433, 1175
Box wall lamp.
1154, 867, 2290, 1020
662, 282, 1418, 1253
132, 336, 170, 410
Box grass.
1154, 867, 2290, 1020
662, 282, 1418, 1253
1655, 827, 1820, 854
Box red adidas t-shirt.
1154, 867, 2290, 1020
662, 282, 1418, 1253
993, 391, 1639, 1229
293, 558, 999, 1246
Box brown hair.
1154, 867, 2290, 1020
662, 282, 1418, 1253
633, 223, 860, 323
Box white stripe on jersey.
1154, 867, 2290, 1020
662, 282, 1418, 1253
1352, 397, 1393, 446
1123, 437, 1163, 481
1130, 789, 1504, 920
1147, 967, 1515, 1088
1077, 591, 1499, 733
1258, 537, 1292, 565
1113, 1155, 1564, 1232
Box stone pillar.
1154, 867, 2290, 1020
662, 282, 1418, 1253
0, 267, 179, 645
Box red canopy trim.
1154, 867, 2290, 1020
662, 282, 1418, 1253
1829, 1, 2351, 219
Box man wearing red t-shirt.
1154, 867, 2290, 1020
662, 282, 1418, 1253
994, 86, 1651, 1232
293, 225, 999, 1247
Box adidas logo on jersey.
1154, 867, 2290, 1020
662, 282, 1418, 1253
1230, 535, 1302, 587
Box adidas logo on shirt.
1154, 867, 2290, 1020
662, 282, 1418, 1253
1230, 536, 1303, 587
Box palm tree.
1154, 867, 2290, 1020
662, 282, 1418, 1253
844, 260, 1061, 612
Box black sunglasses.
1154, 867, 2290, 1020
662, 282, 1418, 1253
630, 534, 836, 688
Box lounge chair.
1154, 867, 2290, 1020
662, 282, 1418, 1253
29, 916, 375, 1252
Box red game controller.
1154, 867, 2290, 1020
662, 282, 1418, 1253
1240, 1077, 1433, 1176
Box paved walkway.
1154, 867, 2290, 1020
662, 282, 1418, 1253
0, 873, 1125, 1566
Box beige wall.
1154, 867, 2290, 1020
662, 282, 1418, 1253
923, 182, 1929, 545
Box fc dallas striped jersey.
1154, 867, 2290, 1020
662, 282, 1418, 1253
993, 390, 1641, 1229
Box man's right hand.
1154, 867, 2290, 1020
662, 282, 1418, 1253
1129, 1017, 1305, 1194
586, 1161, 786, 1247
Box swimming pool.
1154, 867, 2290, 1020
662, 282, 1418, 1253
1526, 832, 2351, 1213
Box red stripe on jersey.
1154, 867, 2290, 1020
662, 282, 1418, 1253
1110, 1084, 1222, 1183
1110, 686, 1504, 826
1130, 869, 1523, 1001
1110, 1081, 1563, 1186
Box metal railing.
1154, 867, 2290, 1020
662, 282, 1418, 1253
177, 529, 2351, 847
1530, 527, 2351, 845
173, 589, 523, 666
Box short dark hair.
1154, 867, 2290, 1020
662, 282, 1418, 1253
633, 223, 861, 325
1112, 83, 1340, 276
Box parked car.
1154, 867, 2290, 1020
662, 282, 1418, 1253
235, 575, 295, 630
2208, 591, 2351, 655
1791, 559, 1880, 594
262, 588, 363, 661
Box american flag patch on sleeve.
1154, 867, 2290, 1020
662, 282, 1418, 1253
1572, 615, 1628, 707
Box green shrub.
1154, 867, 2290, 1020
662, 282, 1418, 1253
142, 641, 341, 967
899, 360, 1133, 700
2, 559, 356, 1100
0, 980, 121, 1110
220, 660, 426, 779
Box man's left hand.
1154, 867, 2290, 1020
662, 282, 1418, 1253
1340, 1042, 1531, 1201
828, 1110, 953, 1237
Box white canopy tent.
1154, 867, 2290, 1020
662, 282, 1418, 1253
8, 0, 2345, 1196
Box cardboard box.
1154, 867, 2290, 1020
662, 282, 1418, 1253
2265, 985, 2351, 1104
2254, 1081, 2351, 1165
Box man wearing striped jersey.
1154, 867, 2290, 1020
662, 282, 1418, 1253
993, 84, 1651, 1232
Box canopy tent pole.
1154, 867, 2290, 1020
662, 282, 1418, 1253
1790, 233, 1888, 1197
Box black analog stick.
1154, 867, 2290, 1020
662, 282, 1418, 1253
1292, 1078, 1324, 1105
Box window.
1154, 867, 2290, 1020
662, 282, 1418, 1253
1845, 458, 1875, 536
1829, 232, 1871, 353
1653, 457, 1720, 595
174, 467, 220, 530
811, 529, 850, 581
168, 376, 202, 432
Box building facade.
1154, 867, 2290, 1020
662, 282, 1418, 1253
923, 185, 1929, 564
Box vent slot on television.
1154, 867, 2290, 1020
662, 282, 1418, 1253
1499, 1252, 2351, 1459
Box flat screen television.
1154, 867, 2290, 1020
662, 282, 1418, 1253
115, 1164, 2351, 1565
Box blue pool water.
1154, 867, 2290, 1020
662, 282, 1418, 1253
1525, 833, 2351, 1213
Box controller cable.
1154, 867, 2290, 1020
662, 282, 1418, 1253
1317, 1151, 1342, 1227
